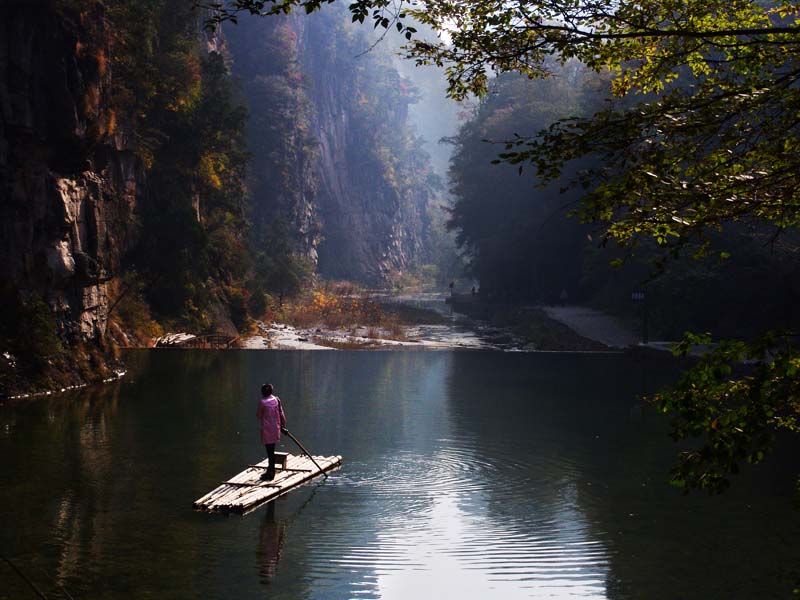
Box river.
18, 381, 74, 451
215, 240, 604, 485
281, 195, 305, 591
1, 349, 798, 599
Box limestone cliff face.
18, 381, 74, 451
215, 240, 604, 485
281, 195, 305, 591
300, 13, 433, 284
0, 2, 139, 345
227, 10, 433, 286
0, 1, 436, 386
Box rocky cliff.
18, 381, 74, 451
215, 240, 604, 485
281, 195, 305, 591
303, 14, 432, 284
0, 2, 138, 373
227, 9, 435, 286
1, 1, 251, 394
1, 2, 437, 394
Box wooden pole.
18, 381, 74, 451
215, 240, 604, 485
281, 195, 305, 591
281, 428, 328, 478
1, 555, 48, 599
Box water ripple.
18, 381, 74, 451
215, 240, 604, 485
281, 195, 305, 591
289, 438, 611, 597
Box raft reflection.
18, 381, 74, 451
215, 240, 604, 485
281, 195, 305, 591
256, 502, 286, 583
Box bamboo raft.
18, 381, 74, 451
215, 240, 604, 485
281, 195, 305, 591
194, 452, 342, 513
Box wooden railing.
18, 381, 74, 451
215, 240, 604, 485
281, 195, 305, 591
157, 334, 239, 349
181, 334, 238, 349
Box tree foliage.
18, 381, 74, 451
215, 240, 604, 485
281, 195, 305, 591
446, 65, 604, 301
428, 0, 800, 493
656, 332, 800, 494
403, 0, 800, 493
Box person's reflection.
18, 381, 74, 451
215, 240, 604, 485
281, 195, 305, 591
257, 501, 285, 582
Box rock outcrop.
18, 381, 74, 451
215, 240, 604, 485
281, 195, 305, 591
301, 12, 433, 284
226, 9, 434, 286
302, 15, 429, 284
0, 2, 139, 346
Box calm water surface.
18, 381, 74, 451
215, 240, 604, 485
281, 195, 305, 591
1, 350, 798, 599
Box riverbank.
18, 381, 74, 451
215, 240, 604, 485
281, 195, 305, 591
239, 292, 623, 352
144, 294, 628, 353
240, 318, 489, 351
442, 293, 699, 356
0, 292, 652, 399
3, 368, 127, 401
441, 296, 620, 352
226, 295, 501, 351
0, 338, 129, 401
491, 307, 613, 352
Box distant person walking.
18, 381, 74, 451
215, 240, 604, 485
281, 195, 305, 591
449, 280, 455, 296
256, 383, 286, 480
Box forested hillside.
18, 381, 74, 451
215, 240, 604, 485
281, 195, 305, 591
447, 65, 605, 304
448, 66, 800, 340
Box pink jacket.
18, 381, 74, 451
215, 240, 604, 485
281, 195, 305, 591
257, 395, 286, 445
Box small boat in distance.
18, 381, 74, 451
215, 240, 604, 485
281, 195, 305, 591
194, 452, 342, 514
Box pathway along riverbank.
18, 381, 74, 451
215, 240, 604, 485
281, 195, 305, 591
444, 293, 690, 355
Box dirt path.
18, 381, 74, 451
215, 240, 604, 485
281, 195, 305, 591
542, 305, 640, 349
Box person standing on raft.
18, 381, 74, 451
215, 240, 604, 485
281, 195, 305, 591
256, 383, 286, 480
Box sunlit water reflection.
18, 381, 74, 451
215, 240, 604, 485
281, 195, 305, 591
1, 350, 798, 599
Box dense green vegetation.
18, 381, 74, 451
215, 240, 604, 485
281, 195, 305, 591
448, 70, 800, 340
0, 288, 63, 391
225, 15, 317, 300
446, 65, 605, 303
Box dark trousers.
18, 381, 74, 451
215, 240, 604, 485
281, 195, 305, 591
264, 443, 276, 475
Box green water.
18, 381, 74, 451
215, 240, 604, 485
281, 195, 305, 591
1, 350, 798, 599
